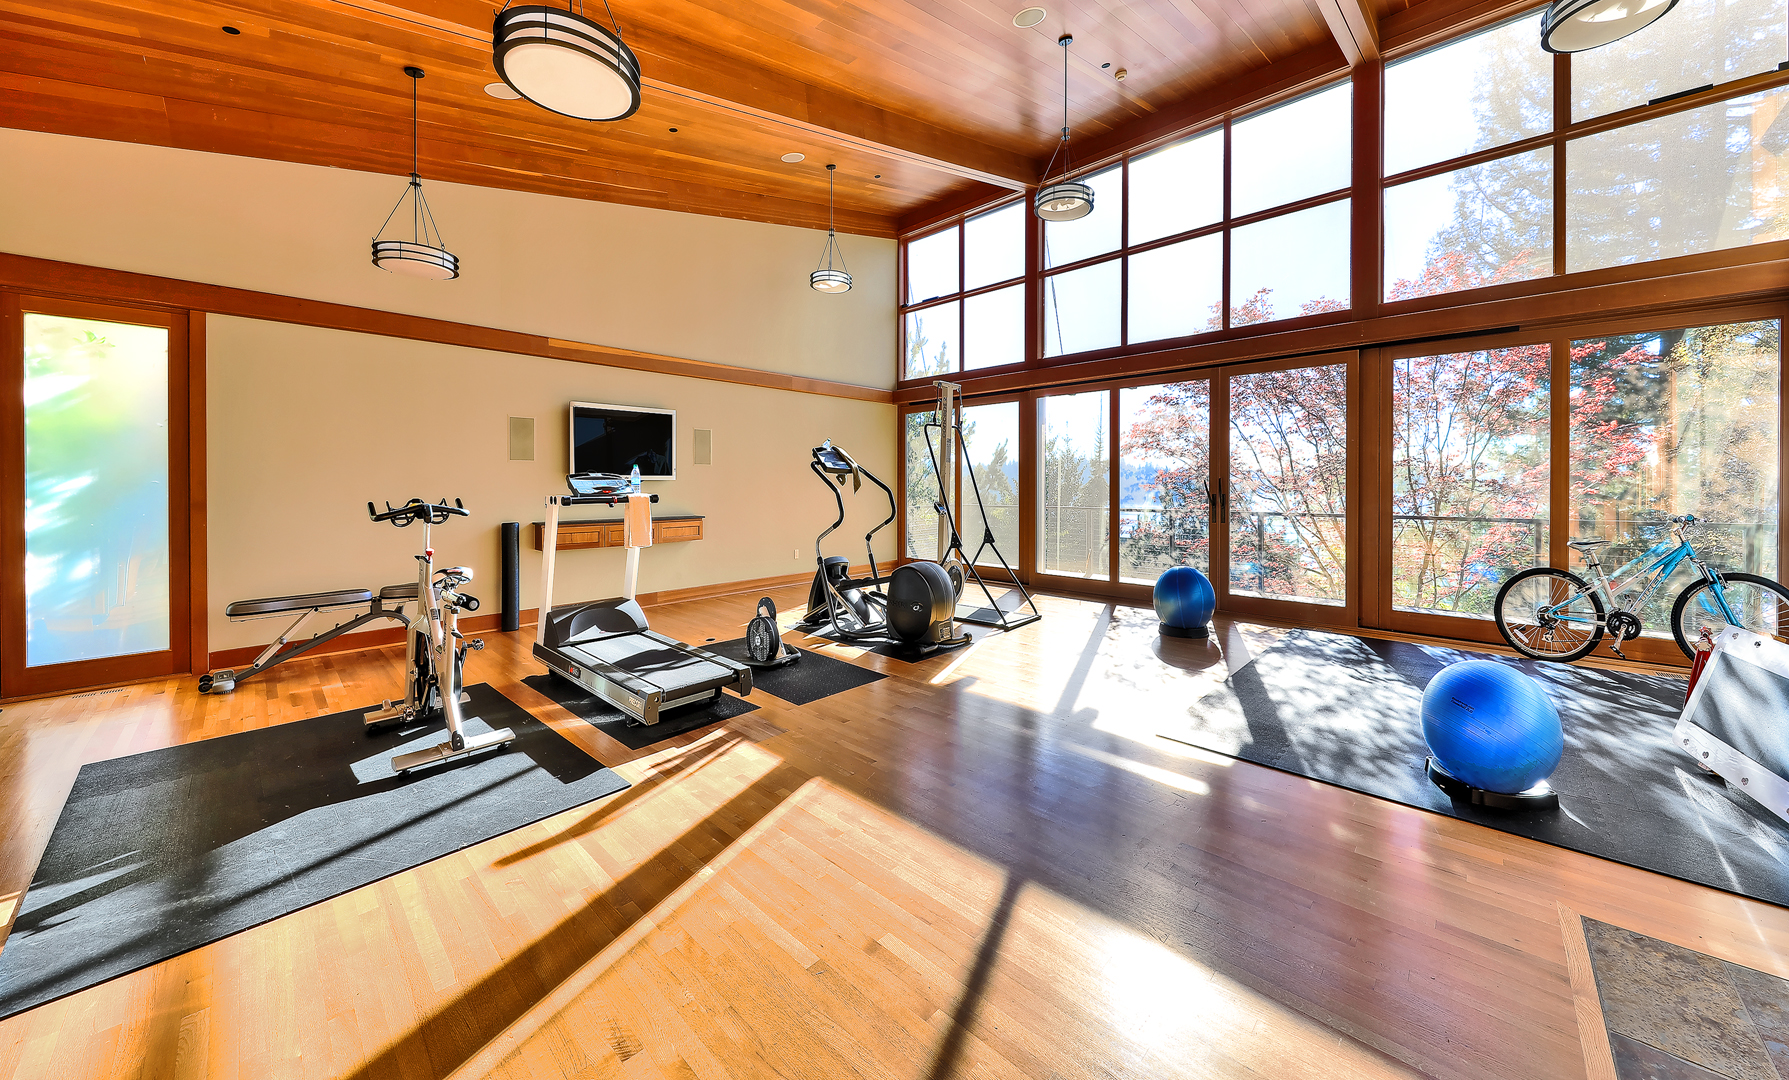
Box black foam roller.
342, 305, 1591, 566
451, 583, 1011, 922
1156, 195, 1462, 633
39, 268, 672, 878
501, 521, 521, 632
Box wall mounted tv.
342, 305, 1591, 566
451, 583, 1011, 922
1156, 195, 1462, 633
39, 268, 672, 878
569, 401, 676, 480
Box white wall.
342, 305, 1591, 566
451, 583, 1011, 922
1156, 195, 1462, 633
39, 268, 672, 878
207, 317, 898, 650
0, 127, 896, 388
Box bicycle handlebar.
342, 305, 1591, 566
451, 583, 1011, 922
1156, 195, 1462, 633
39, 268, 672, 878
367, 498, 468, 526
1669, 514, 1698, 526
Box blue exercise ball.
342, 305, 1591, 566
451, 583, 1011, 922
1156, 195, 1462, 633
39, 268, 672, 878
1421, 660, 1563, 794
1154, 566, 1215, 639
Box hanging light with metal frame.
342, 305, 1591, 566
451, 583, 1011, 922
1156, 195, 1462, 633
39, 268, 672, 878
492, 1, 642, 121
1541, 0, 1678, 53
811, 164, 852, 293
371, 67, 459, 280
1035, 34, 1093, 222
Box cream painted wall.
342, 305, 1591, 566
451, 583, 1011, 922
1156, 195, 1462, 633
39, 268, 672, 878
208, 316, 897, 651
0, 127, 895, 388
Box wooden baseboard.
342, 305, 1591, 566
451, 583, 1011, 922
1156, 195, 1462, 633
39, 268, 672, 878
203, 564, 875, 670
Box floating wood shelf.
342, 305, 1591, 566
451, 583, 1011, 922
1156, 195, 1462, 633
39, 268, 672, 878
532, 516, 704, 551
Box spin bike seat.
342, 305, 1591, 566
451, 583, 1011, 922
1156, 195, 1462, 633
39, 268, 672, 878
1566, 538, 1612, 549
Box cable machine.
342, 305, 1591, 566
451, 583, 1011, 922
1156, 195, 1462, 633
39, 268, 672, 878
924, 380, 1042, 632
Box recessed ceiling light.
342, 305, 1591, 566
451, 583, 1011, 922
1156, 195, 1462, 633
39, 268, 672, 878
668, 127, 678, 132
1014, 7, 1046, 27
874, 174, 881, 178
221, 25, 241, 34
483, 82, 522, 100
781, 152, 805, 163
1101, 62, 1111, 68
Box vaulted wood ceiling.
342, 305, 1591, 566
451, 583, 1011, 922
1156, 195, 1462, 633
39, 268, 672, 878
0, 0, 1447, 237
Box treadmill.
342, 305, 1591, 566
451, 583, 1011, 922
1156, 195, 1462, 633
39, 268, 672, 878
534, 473, 753, 724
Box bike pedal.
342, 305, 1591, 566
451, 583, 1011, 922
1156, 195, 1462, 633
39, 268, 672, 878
469, 638, 485, 650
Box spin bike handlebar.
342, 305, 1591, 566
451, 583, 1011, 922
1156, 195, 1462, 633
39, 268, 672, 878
368, 498, 468, 526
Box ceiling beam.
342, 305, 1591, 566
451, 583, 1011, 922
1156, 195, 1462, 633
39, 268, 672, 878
359, 0, 1036, 191
1314, 0, 1380, 64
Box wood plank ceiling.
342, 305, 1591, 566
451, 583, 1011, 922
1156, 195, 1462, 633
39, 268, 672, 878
0, 0, 1417, 237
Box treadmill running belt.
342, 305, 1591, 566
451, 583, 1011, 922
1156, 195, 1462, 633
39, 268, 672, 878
562, 635, 734, 690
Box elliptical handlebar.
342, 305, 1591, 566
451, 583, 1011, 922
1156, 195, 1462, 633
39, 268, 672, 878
808, 442, 897, 585
368, 498, 468, 526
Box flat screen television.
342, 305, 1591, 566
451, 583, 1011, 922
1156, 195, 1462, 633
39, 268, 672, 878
569, 401, 676, 480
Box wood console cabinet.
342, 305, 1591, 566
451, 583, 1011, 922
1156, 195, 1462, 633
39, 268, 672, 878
531, 515, 704, 551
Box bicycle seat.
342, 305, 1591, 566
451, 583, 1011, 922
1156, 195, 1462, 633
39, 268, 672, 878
1566, 538, 1611, 549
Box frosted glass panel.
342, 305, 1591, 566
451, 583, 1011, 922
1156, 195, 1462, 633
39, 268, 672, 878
25, 314, 170, 667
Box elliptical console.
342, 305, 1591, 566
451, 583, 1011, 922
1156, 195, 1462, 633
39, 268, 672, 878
796, 441, 969, 656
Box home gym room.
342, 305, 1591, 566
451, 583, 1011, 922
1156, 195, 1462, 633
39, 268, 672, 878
3, 0, 1789, 1077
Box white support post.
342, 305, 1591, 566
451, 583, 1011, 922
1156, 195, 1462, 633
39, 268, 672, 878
935, 380, 958, 563
536, 496, 561, 650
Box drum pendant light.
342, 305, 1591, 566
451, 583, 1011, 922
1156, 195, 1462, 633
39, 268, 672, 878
1541, 0, 1678, 52
1035, 34, 1093, 222
493, 1, 642, 121
371, 67, 459, 280
811, 164, 852, 293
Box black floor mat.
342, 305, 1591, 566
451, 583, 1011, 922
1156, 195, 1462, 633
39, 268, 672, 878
0, 683, 627, 1020
1160, 630, 1789, 908
700, 638, 886, 705
792, 622, 989, 662
521, 672, 758, 748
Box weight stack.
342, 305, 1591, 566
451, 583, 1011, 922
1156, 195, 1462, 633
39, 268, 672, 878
501, 521, 521, 632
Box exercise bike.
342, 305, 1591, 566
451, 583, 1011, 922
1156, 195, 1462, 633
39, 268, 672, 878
363, 498, 516, 772
796, 441, 969, 656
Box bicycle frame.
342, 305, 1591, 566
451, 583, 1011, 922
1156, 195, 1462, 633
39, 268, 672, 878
1546, 531, 1738, 627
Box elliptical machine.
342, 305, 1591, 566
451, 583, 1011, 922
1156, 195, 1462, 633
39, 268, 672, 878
796, 441, 969, 656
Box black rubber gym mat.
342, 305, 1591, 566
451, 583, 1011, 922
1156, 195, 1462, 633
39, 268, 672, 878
794, 624, 990, 663
699, 638, 886, 705
1160, 630, 1789, 908
0, 683, 627, 1020
521, 672, 758, 749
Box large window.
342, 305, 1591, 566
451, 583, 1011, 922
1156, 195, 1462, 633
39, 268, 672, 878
1569, 319, 1781, 638
1037, 82, 1354, 358
903, 203, 1027, 379
1119, 381, 1210, 584
1391, 343, 1550, 617
1039, 391, 1110, 578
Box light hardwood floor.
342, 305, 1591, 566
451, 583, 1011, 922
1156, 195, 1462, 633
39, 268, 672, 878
0, 588, 1783, 1080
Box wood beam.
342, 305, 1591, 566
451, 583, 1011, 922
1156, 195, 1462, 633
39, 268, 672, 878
365, 0, 1036, 191
1314, 0, 1380, 65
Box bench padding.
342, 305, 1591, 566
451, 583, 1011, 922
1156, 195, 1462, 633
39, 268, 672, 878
379, 583, 420, 602
225, 589, 374, 618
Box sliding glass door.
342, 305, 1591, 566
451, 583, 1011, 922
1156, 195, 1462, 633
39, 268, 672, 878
1030, 352, 1358, 627
2, 295, 192, 697
1374, 313, 1783, 664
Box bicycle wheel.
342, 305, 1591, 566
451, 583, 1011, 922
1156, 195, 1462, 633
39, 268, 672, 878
1670, 572, 1789, 657
1494, 567, 1606, 662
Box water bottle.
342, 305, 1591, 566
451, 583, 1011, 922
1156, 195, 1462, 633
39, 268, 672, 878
629, 465, 641, 493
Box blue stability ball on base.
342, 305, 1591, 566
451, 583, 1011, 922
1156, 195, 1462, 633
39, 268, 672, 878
1154, 566, 1215, 638
1421, 660, 1564, 809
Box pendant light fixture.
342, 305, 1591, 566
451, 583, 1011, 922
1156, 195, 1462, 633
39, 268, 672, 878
811, 164, 852, 293
493, 1, 642, 121
1541, 0, 1677, 52
1035, 34, 1093, 222
371, 67, 459, 280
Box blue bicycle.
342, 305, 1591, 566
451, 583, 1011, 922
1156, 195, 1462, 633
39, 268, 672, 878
1493, 515, 1789, 662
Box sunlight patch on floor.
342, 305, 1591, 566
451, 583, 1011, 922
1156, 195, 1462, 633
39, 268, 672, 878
460, 777, 1421, 1080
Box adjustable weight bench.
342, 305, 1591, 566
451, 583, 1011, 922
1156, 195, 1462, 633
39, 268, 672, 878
199, 587, 411, 693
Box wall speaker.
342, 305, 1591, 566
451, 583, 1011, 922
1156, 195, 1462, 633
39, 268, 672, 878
509, 417, 535, 461
693, 428, 713, 465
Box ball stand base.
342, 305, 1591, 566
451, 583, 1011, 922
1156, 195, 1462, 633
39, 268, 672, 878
1426, 757, 1559, 810
1159, 623, 1210, 638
